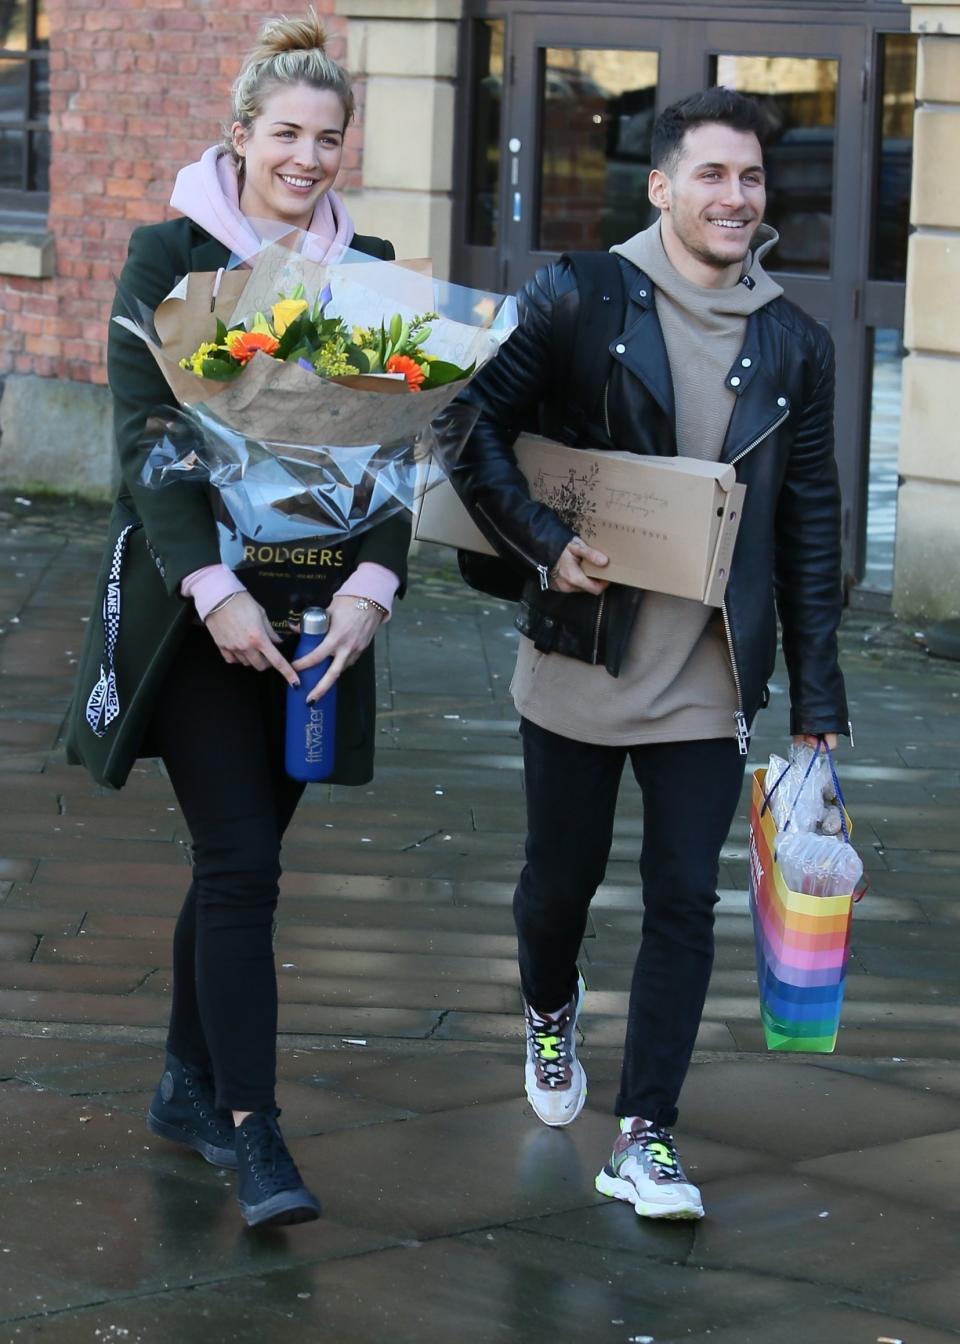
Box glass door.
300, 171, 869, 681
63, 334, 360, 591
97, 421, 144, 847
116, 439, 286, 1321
500, 14, 680, 294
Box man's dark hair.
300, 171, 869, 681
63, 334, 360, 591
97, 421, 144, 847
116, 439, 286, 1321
651, 87, 770, 176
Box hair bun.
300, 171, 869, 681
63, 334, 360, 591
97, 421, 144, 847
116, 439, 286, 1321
249, 7, 329, 64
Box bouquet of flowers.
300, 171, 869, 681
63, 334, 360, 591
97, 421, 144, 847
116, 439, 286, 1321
115, 234, 516, 570
180, 283, 472, 394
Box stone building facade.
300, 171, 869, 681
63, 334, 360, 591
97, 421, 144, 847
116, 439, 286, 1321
893, 0, 960, 618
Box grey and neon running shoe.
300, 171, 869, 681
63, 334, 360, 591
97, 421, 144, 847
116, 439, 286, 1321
595, 1118, 704, 1219
523, 973, 587, 1127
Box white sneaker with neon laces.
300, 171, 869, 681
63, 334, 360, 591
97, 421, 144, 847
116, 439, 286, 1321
595, 1117, 704, 1219
523, 973, 587, 1127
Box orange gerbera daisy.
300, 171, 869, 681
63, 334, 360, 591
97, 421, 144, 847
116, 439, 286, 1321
385, 353, 426, 391
225, 329, 280, 365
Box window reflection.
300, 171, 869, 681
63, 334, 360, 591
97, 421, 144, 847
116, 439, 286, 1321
538, 47, 659, 252
0, 57, 26, 126
863, 328, 904, 592
0, 1, 50, 199
0, 126, 24, 188
713, 56, 838, 274
872, 34, 916, 283
0, 1, 27, 50
466, 20, 504, 248
29, 126, 48, 190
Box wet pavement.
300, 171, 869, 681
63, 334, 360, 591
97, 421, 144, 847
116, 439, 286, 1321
0, 492, 958, 1344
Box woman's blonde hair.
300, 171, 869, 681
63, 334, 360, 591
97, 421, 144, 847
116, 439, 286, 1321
224, 7, 355, 163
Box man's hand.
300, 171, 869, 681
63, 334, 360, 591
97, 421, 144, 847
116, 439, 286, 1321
550, 537, 610, 595
205, 591, 299, 687
792, 734, 839, 752
293, 594, 385, 703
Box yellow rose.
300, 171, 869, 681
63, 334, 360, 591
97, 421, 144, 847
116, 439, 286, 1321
271, 298, 309, 336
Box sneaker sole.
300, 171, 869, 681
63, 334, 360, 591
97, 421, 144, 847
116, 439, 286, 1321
525, 1080, 588, 1128
594, 1165, 704, 1220
146, 1111, 238, 1170
525, 973, 588, 1128
239, 1189, 322, 1228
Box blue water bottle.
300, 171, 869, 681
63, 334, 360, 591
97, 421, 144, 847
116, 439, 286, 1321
285, 606, 336, 781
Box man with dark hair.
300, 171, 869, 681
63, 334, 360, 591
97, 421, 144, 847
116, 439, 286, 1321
450, 87, 849, 1220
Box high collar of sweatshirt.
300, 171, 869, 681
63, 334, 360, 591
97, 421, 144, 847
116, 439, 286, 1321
169, 145, 354, 265
611, 219, 783, 325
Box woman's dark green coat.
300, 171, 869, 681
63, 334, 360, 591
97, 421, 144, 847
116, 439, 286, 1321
66, 218, 410, 790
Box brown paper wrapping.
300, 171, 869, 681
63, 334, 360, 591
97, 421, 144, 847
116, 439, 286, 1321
114, 252, 506, 448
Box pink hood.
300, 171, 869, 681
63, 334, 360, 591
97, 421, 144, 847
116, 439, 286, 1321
169, 145, 354, 264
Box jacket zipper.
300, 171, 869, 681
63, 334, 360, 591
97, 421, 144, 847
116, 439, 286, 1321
475, 502, 551, 590
591, 591, 606, 663
721, 601, 750, 757
587, 378, 613, 662
727, 407, 790, 467
722, 406, 792, 754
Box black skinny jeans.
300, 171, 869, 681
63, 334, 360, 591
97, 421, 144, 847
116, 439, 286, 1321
516, 719, 746, 1129
150, 625, 304, 1113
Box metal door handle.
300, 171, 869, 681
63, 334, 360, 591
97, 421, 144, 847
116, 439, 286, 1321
509, 138, 522, 222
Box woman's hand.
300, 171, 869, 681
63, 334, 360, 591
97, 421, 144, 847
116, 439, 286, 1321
550, 537, 610, 595
204, 591, 299, 687
293, 594, 385, 702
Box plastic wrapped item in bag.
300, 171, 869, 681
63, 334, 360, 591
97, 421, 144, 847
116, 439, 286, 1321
820, 805, 844, 837
765, 754, 792, 832
766, 744, 833, 835
785, 742, 832, 833
775, 831, 863, 897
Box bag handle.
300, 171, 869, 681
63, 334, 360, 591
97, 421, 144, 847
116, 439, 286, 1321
820, 739, 850, 845
84, 522, 140, 739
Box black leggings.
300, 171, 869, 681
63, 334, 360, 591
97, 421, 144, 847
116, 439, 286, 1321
150, 626, 304, 1112
515, 719, 746, 1129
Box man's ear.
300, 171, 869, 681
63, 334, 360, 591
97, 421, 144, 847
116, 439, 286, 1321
648, 168, 670, 212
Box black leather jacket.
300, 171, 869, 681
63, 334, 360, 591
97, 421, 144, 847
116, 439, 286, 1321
452, 256, 849, 744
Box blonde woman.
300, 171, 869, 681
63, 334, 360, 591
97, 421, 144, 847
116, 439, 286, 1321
68, 11, 408, 1228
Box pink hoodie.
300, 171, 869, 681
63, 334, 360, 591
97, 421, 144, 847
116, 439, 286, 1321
171, 147, 399, 621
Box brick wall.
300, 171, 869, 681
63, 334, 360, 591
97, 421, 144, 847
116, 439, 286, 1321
0, 0, 360, 386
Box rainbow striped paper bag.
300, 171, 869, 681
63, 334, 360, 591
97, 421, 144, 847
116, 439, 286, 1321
748, 768, 855, 1052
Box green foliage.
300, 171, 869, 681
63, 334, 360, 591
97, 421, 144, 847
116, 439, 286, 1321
421, 359, 475, 389
200, 357, 243, 381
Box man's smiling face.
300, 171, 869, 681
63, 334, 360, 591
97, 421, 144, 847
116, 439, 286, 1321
651, 121, 766, 278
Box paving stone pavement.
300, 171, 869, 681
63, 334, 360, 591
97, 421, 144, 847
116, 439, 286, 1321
0, 493, 958, 1344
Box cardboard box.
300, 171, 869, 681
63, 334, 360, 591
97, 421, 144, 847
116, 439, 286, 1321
415, 434, 746, 606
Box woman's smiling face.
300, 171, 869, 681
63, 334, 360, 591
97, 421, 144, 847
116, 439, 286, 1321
232, 83, 347, 230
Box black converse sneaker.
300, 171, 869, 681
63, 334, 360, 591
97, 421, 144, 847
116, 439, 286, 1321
595, 1118, 704, 1219
146, 1053, 237, 1169
523, 973, 587, 1127
235, 1108, 321, 1228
